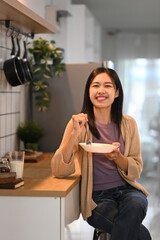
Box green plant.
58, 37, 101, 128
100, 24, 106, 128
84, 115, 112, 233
28, 37, 65, 112
17, 120, 43, 148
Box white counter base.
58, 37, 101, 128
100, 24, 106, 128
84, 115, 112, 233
0, 183, 93, 240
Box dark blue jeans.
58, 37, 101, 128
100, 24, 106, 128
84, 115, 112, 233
87, 184, 151, 240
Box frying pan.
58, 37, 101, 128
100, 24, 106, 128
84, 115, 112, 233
22, 40, 33, 82
3, 35, 26, 86
15, 37, 28, 83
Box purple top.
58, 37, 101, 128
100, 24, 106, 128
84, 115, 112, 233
93, 120, 126, 191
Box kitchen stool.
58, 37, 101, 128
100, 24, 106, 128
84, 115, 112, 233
93, 228, 111, 240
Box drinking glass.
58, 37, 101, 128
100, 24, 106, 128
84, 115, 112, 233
9, 151, 25, 179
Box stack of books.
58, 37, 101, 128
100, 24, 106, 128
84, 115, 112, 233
0, 172, 24, 189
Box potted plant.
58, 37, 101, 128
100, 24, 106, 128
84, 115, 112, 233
27, 37, 65, 114
17, 38, 65, 151
17, 120, 43, 151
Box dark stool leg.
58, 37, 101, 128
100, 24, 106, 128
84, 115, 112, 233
93, 229, 104, 240
93, 229, 111, 240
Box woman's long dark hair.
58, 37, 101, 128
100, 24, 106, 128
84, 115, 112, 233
81, 67, 124, 139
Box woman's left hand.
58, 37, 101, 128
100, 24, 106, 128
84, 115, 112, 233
103, 142, 120, 161
103, 142, 128, 173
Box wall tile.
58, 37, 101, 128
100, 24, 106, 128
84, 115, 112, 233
0, 93, 6, 114
0, 25, 24, 155
0, 138, 6, 157
0, 115, 6, 137
1, 71, 8, 89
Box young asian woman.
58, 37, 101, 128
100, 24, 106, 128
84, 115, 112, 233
51, 67, 151, 240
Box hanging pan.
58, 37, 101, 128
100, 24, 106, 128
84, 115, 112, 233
22, 39, 33, 82
3, 35, 26, 87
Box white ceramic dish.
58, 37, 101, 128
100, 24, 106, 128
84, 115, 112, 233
79, 143, 117, 153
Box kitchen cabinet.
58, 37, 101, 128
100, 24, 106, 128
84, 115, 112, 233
0, 154, 92, 240
0, 0, 56, 34
0, 184, 80, 240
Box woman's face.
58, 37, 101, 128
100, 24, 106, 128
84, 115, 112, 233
89, 72, 119, 109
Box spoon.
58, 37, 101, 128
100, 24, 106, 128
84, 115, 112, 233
85, 122, 91, 145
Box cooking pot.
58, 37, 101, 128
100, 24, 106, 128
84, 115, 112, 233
22, 40, 33, 82
3, 35, 26, 87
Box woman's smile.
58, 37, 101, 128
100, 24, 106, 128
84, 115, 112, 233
96, 95, 108, 101
89, 73, 119, 109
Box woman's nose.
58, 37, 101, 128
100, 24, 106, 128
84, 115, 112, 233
98, 86, 105, 94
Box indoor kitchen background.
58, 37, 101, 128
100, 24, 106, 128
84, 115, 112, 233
1, 0, 160, 239
0, 0, 103, 156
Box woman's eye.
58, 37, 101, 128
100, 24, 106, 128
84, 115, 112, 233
92, 84, 99, 88
105, 84, 112, 88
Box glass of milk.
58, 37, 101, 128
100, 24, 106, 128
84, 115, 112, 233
9, 151, 25, 179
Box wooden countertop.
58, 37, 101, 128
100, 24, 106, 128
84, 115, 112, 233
0, 153, 81, 198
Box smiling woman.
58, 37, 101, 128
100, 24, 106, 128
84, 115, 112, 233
51, 67, 151, 240
89, 72, 119, 119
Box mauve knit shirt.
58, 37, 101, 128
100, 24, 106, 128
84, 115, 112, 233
93, 120, 126, 191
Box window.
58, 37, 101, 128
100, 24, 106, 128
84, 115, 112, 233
119, 59, 160, 174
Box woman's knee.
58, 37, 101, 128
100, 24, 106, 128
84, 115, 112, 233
121, 190, 148, 218
87, 203, 117, 233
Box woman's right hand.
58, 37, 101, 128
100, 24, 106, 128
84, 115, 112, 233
72, 113, 88, 137
61, 113, 88, 164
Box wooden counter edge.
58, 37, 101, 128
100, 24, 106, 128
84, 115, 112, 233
0, 175, 81, 198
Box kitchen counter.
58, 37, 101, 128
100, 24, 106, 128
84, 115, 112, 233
0, 153, 86, 240
0, 153, 81, 197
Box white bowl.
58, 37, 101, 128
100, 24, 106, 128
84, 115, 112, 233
79, 143, 117, 153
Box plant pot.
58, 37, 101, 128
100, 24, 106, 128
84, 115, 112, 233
26, 143, 38, 151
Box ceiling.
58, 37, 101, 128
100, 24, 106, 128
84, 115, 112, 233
72, 0, 160, 34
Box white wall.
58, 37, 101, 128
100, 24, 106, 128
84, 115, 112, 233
18, 0, 102, 63
18, 0, 50, 18
69, 5, 102, 63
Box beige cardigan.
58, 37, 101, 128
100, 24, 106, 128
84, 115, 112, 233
51, 114, 149, 220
